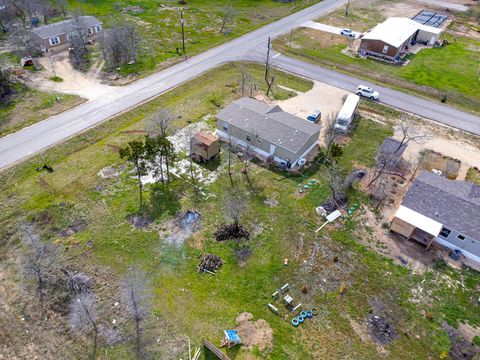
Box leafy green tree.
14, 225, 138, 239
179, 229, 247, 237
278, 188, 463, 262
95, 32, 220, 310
119, 139, 148, 207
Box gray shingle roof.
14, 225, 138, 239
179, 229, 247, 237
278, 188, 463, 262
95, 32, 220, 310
379, 138, 406, 157
31, 16, 102, 39
216, 98, 320, 154
403, 170, 480, 240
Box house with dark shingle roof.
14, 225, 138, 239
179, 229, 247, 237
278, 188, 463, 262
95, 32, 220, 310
30, 16, 103, 52
391, 170, 480, 262
216, 98, 321, 167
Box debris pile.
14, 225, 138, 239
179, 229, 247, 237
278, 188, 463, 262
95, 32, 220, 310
197, 254, 224, 274
214, 224, 250, 241
367, 313, 398, 344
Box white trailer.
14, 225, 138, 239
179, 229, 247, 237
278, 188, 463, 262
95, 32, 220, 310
334, 94, 360, 132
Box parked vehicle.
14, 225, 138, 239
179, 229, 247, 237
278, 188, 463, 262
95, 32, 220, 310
356, 85, 379, 100
334, 94, 360, 132
307, 110, 321, 123
340, 29, 354, 37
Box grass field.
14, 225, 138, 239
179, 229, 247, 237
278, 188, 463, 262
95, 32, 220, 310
466, 168, 480, 185
63, 0, 321, 76
1, 63, 479, 359
0, 84, 85, 137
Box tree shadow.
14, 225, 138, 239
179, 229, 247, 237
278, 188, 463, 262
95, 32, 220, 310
146, 184, 181, 220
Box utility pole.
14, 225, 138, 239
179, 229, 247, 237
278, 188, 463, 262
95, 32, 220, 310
345, 0, 351, 16
180, 10, 186, 58
264, 37, 271, 82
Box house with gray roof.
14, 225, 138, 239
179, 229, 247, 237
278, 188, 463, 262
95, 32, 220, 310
30, 16, 103, 52
216, 98, 321, 167
390, 170, 480, 262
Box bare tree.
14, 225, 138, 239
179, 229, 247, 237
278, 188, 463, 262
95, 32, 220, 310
20, 223, 61, 305
146, 109, 173, 138
101, 23, 141, 76
322, 112, 338, 162
145, 110, 173, 185
222, 189, 246, 233
10, 23, 36, 56
55, 0, 68, 18
70, 292, 99, 360
369, 120, 426, 187
327, 164, 347, 208
227, 134, 234, 188
239, 65, 251, 97
69, 13, 90, 70
396, 117, 427, 151
0, 67, 13, 101
219, 5, 237, 34
122, 266, 151, 359
124, 24, 141, 78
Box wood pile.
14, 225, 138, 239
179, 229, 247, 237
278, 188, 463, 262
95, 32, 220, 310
214, 224, 250, 241
197, 254, 224, 274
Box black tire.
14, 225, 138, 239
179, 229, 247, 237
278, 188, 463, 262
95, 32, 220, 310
357, 92, 362, 96
370, 96, 375, 100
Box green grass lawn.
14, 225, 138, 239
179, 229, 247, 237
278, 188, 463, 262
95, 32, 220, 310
0, 84, 85, 137
466, 168, 480, 185
63, 0, 321, 77
1, 62, 479, 359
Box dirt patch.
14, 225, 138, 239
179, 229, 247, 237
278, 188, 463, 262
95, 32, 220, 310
30, 54, 115, 100
127, 214, 153, 229
235, 312, 273, 352
443, 322, 478, 359
159, 210, 201, 246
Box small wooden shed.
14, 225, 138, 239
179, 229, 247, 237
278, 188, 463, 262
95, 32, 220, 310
190, 132, 220, 162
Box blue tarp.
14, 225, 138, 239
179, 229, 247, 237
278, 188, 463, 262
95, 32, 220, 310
224, 330, 241, 343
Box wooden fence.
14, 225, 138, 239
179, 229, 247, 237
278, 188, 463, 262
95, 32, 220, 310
203, 339, 231, 360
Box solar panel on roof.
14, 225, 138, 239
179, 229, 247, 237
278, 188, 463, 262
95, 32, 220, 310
412, 10, 448, 28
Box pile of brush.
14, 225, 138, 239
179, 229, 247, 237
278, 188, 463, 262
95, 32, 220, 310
197, 254, 224, 275
214, 223, 250, 241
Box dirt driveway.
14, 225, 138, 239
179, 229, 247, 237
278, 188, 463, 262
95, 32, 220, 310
30, 54, 115, 100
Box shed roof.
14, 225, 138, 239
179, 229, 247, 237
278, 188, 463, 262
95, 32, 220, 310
216, 97, 320, 155
31, 16, 102, 39
402, 171, 480, 240
193, 132, 217, 146
362, 17, 442, 48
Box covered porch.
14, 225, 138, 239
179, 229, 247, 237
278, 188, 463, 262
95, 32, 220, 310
390, 205, 443, 248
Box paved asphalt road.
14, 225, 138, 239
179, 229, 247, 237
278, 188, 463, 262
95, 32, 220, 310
1, 0, 479, 170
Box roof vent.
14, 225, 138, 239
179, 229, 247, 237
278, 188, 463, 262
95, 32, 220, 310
434, 211, 439, 217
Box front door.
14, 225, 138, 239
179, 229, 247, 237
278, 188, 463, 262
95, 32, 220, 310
269, 144, 276, 155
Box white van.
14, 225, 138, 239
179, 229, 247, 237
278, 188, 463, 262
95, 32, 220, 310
334, 94, 360, 132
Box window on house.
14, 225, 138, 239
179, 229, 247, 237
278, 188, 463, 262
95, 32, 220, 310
49, 37, 60, 45
439, 228, 451, 238
222, 126, 228, 132
382, 45, 389, 54
87, 28, 93, 35
246, 135, 252, 142
95, 25, 102, 33
457, 235, 466, 241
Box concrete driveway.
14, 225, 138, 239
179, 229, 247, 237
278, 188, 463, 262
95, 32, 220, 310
302, 20, 361, 39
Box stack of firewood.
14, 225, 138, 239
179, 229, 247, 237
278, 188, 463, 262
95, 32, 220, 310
197, 254, 224, 274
